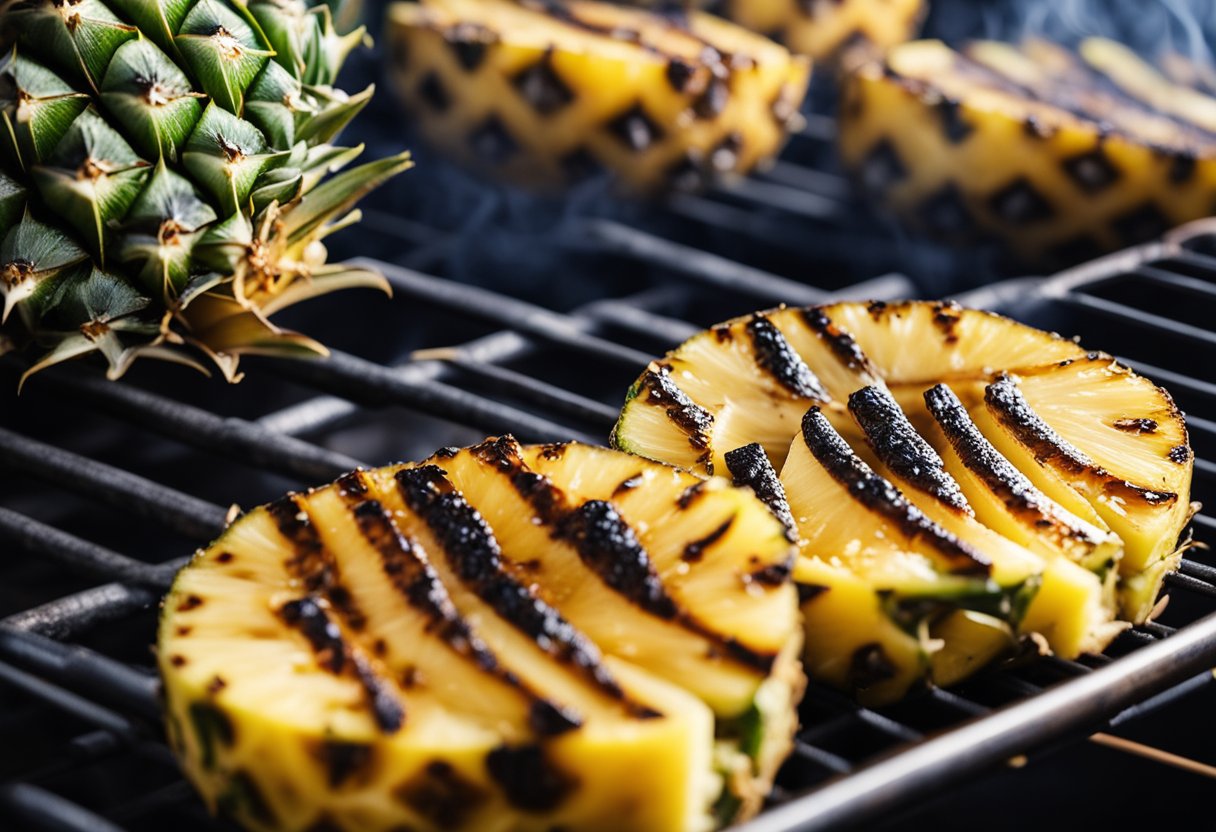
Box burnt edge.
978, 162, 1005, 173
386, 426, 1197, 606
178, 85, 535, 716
337, 473, 582, 736
848, 386, 972, 514
747, 314, 829, 400
924, 385, 1101, 546
800, 407, 992, 576
724, 442, 798, 541
394, 464, 633, 705
985, 376, 1178, 507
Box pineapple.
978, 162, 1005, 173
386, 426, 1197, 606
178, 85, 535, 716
158, 437, 802, 831
0, 0, 411, 384
713, 0, 925, 62
839, 38, 1216, 266
383, 0, 810, 193
613, 301, 1194, 703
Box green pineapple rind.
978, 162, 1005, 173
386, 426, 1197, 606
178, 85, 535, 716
0, 0, 409, 384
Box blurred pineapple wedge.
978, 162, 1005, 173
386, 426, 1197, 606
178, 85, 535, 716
613, 301, 1194, 704
383, 0, 809, 192
840, 38, 1216, 266
0, 0, 410, 384
159, 437, 802, 831
623, 0, 925, 62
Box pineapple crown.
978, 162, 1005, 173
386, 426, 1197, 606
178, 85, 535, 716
0, 0, 412, 386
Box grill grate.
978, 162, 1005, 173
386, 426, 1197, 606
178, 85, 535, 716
2, 57, 1216, 830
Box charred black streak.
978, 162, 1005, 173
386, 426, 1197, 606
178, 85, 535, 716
801, 306, 879, 376
279, 596, 405, 734
849, 386, 971, 514
748, 314, 828, 400
802, 407, 991, 576
613, 473, 644, 496
931, 301, 963, 344
677, 481, 707, 509
848, 643, 898, 691
396, 760, 489, 828
750, 557, 794, 586
682, 517, 734, 563
312, 740, 375, 790
1169, 445, 1192, 464
1113, 418, 1158, 434
395, 465, 627, 704
797, 583, 830, 604
269, 493, 368, 631
486, 744, 578, 812
724, 443, 797, 540
176, 594, 204, 612
638, 367, 713, 453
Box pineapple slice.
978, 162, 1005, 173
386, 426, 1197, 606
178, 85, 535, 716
613, 301, 1194, 701
716, 0, 926, 62
839, 38, 1216, 265
847, 385, 1120, 659
383, 0, 810, 193
979, 357, 1194, 622
159, 439, 801, 831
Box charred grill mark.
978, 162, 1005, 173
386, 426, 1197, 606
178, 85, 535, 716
797, 583, 830, 604
177, 594, 203, 612
677, 481, 707, 509
486, 744, 578, 812
1169, 445, 1192, 464
748, 314, 829, 400
395, 760, 489, 828
311, 740, 374, 790
682, 517, 734, 563
848, 643, 898, 691
269, 495, 368, 631
925, 385, 1099, 545
1113, 418, 1158, 434
666, 57, 695, 92
395, 465, 629, 703
849, 386, 972, 514
278, 596, 405, 733
635, 366, 713, 459
985, 376, 1178, 506
931, 301, 963, 344
338, 473, 581, 736
539, 442, 568, 461
801, 407, 991, 576
443, 23, 496, 71
613, 473, 644, 496
725, 443, 798, 540
560, 500, 679, 618
801, 306, 880, 377
750, 557, 794, 586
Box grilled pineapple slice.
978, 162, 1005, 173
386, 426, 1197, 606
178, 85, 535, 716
840, 38, 1216, 265
613, 301, 1194, 701
716, 0, 925, 62
383, 0, 810, 193
159, 438, 801, 831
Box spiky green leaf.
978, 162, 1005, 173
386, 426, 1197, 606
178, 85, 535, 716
194, 212, 253, 275
99, 39, 204, 161
31, 108, 150, 263
244, 59, 309, 148
249, 1, 363, 86
106, 0, 196, 56
295, 82, 372, 145
285, 149, 412, 244
1, 213, 89, 324
181, 103, 277, 214
0, 51, 90, 169
119, 162, 216, 295
175, 0, 274, 114
0, 170, 25, 231
9, 0, 138, 90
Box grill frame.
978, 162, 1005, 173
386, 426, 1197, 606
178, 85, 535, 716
2, 58, 1216, 827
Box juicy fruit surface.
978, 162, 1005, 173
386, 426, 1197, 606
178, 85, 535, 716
839, 38, 1216, 266
159, 437, 801, 831
0, 0, 410, 384
383, 0, 810, 193
719, 0, 925, 61
614, 301, 1193, 704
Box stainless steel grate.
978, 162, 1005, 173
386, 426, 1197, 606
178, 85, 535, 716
2, 47, 1215, 829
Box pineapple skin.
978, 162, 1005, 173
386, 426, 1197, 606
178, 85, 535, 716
159, 440, 804, 831
0, 0, 410, 384
383, 0, 810, 193
839, 40, 1216, 266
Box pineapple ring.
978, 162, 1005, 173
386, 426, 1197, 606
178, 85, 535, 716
159, 438, 801, 831
613, 301, 1193, 703
839, 39, 1216, 266
383, 0, 810, 193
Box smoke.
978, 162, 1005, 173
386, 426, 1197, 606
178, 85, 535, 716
925, 0, 1216, 65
